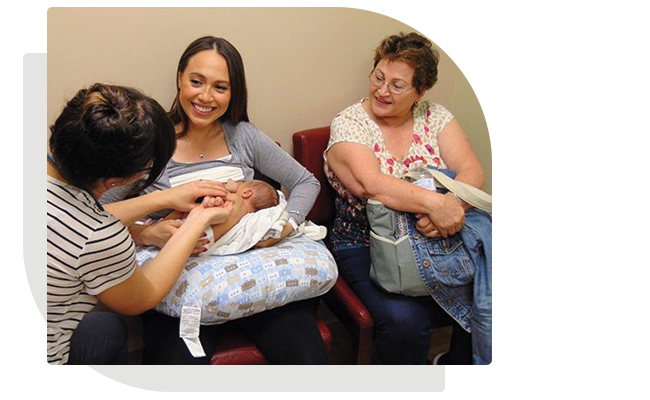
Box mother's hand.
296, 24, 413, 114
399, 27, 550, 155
255, 221, 293, 248
138, 211, 186, 248
164, 180, 228, 212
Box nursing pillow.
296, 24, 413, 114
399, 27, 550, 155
135, 237, 338, 324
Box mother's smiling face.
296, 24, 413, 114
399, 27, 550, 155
177, 49, 232, 130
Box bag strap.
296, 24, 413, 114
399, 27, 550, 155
429, 169, 492, 212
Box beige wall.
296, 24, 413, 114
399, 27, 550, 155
48, 7, 491, 193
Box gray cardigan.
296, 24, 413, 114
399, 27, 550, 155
100, 121, 320, 224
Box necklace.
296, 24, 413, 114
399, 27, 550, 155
185, 134, 204, 160
184, 123, 222, 161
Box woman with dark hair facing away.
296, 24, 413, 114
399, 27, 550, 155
324, 32, 491, 365
47, 83, 231, 365
100, 36, 328, 364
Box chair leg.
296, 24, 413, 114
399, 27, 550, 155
356, 327, 373, 365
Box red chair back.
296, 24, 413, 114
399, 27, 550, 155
292, 127, 335, 226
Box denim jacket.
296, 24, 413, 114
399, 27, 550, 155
407, 209, 490, 319
406, 168, 492, 364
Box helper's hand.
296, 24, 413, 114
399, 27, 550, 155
163, 180, 228, 212
200, 195, 224, 208
188, 199, 233, 256
186, 199, 233, 227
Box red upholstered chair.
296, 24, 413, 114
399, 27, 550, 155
293, 126, 375, 364
210, 318, 332, 365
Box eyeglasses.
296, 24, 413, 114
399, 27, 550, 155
369, 72, 413, 95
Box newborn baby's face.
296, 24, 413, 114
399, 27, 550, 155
224, 192, 239, 205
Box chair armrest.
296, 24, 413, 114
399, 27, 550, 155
330, 277, 374, 329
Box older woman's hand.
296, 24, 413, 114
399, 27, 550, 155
164, 180, 228, 212
415, 215, 439, 238
421, 193, 465, 238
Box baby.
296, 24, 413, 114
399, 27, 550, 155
141, 179, 280, 255
203, 178, 279, 242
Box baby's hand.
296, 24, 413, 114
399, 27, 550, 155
225, 178, 240, 193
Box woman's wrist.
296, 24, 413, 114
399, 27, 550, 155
446, 191, 462, 205
446, 191, 472, 211
140, 189, 171, 213
182, 208, 209, 229
129, 224, 150, 246
287, 216, 299, 231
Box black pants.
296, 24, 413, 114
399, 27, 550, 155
68, 312, 128, 365
141, 298, 328, 365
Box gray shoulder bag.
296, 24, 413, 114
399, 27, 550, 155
367, 169, 492, 296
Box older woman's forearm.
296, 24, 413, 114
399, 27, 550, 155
451, 165, 485, 211
363, 173, 445, 215
454, 164, 485, 190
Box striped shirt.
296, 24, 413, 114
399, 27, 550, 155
47, 176, 136, 365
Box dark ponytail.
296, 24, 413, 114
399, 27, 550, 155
49, 83, 176, 195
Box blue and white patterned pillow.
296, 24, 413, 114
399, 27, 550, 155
135, 237, 338, 325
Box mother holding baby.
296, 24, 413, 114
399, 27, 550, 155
101, 36, 328, 364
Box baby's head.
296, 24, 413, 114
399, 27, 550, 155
226, 179, 279, 213
241, 180, 279, 212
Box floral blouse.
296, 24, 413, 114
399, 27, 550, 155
323, 98, 454, 250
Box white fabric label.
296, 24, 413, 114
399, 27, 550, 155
179, 305, 205, 358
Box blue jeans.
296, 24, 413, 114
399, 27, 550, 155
67, 312, 128, 365
333, 247, 472, 365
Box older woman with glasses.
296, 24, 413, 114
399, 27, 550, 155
324, 32, 488, 364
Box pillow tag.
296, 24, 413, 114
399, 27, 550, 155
180, 305, 205, 358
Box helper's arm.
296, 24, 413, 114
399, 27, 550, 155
104, 180, 227, 226
97, 203, 231, 315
